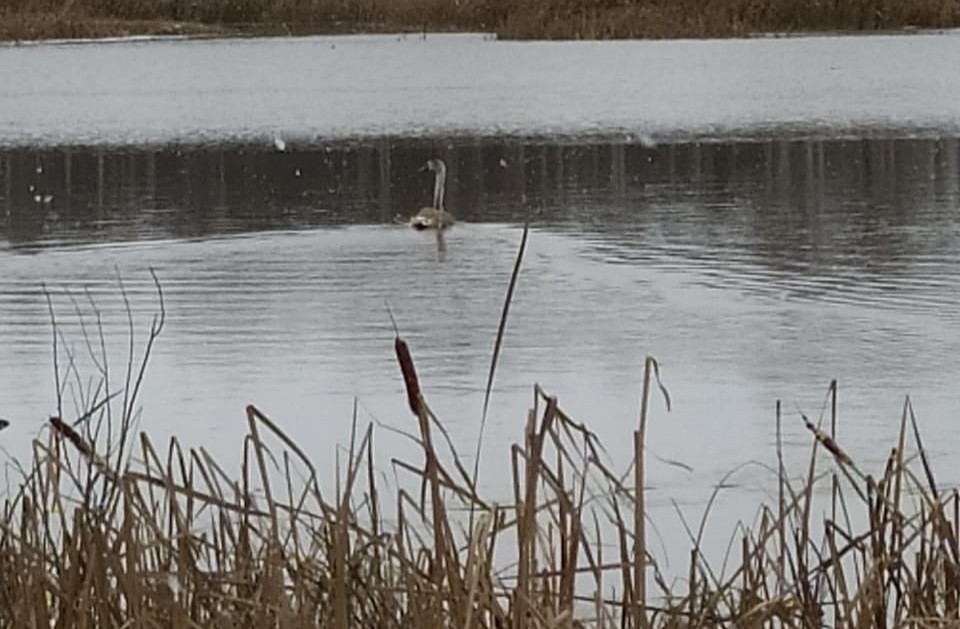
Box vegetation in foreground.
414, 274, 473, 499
1, 0, 959, 42
2, 263, 960, 627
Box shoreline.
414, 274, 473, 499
2, 9, 959, 45
5, 25, 960, 48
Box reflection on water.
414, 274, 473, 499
4, 135, 960, 304
2, 133, 960, 566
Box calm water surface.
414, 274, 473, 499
2, 33, 960, 564
2, 31, 960, 145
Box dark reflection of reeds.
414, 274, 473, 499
2, 135, 959, 273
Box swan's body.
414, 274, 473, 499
410, 207, 455, 230
409, 158, 455, 230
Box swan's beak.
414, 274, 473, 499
418, 165, 428, 172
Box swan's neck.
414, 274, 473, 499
432, 166, 446, 210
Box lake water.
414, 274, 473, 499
2, 31, 960, 566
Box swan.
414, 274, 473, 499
409, 158, 456, 230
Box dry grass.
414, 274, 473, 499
1, 0, 958, 41
4, 263, 960, 627
498, 0, 960, 39
0, 12, 227, 41
0, 0, 500, 42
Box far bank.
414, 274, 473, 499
2, 0, 959, 42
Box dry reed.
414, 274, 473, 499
3, 271, 960, 627
2, 0, 958, 41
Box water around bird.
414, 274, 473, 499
1, 31, 960, 564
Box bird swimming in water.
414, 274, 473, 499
409, 158, 455, 230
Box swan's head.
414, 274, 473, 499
419, 157, 447, 175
